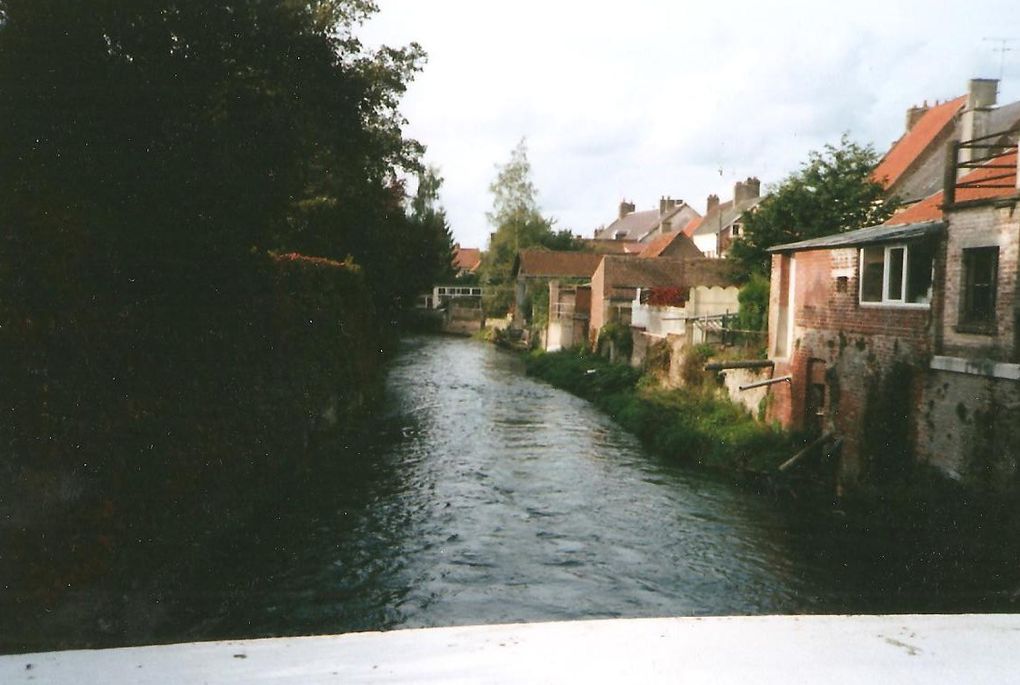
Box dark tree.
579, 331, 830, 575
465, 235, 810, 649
729, 134, 898, 277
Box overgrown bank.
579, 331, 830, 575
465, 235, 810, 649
526, 350, 792, 474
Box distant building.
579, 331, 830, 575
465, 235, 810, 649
593, 197, 701, 243
690, 177, 763, 258
452, 246, 482, 276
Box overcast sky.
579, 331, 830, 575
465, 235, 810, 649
360, 1, 1020, 249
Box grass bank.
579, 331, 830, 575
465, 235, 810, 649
526, 349, 792, 473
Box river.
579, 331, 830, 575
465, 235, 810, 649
6, 335, 1018, 652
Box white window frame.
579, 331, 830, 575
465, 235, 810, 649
858, 243, 932, 309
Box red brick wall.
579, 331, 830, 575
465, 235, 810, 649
767, 247, 934, 486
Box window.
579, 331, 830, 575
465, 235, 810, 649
958, 246, 998, 332
731, 222, 741, 237
859, 242, 934, 306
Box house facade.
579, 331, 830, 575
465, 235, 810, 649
765, 129, 1020, 490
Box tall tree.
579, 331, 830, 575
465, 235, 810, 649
729, 134, 898, 277
480, 139, 576, 314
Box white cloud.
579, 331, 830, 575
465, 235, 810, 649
361, 0, 1020, 248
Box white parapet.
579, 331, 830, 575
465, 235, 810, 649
3, 614, 1020, 684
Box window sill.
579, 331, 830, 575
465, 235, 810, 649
859, 302, 931, 310
954, 322, 996, 336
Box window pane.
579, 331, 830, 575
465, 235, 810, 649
906, 242, 934, 304
860, 247, 884, 302
886, 247, 904, 301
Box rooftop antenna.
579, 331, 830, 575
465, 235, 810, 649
983, 37, 1017, 90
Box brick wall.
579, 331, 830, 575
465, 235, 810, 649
767, 247, 934, 486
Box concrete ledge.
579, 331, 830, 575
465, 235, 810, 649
930, 355, 1020, 380
3, 615, 1020, 684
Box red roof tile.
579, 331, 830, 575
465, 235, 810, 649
682, 216, 704, 238
885, 147, 1018, 224
638, 230, 704, 259
872, 96, 966, 190
453, 247, 482, 272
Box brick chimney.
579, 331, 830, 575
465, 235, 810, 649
619, 199, 636, 220
743, 176, 761, 201
905, 102, 930, 132
659, 196, 679, 216
960, 78, 999, 165
733, 180, 747, 205
706, 194, 720, 214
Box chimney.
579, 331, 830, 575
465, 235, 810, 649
905, 103, 929, 132
733, 180, 747, 205
659, 196, 679, 216
960, 78, 999, 165
706, 194, 720, 214
744, 177, 761, 201
619, 199, 636, 220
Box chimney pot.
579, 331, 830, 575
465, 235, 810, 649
618, 199, 635, 220
706, 194, 720, 213
966, 78, 998, 110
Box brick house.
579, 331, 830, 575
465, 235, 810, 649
765, 130, 1020, 490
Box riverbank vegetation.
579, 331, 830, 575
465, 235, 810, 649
526, 350, 792, 473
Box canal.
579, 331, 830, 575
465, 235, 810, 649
7, 335, 1019, 652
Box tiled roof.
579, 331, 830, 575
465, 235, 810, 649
453, 247, 482, 272
682, 215, 704, 237
598, 255, 739, 297
513, 249, 606, 279
884, 146, 1019, 224
594, 203, 701, 242
638, 230, 703, 258
693, 196, 762, 236
579, 239, 644, 254
871, 96, 966, 190
767, 221, 945, 253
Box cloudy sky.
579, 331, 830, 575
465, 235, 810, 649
361, 1, 1020, 249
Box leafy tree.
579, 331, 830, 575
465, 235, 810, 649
729, 134, 898, 277
479, 139, 577, 315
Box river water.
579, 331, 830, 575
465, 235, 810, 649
8, 335, 1019, 651
154, 335, 1017, 644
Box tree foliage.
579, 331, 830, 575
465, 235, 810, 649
729, 134, 898, 277
0, 0, 449, 569
479, 139, 578, 315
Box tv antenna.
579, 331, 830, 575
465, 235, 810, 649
984, 37, 1017, 85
